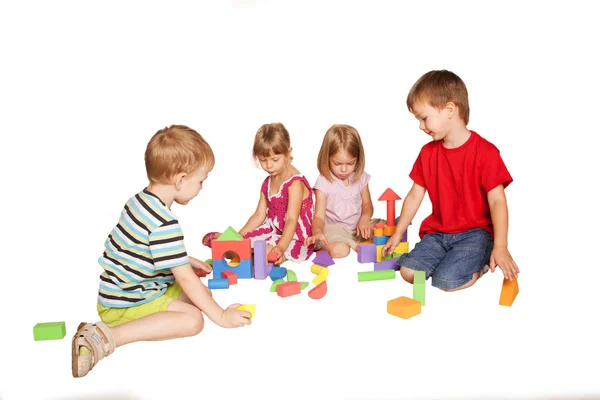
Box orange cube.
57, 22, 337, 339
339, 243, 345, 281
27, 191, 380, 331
387, 296, 421, 319
499, 278, 519, 306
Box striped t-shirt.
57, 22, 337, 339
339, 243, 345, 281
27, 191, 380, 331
97, 188, 189, 308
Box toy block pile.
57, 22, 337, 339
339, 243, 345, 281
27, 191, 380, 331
269, 250, 334, 299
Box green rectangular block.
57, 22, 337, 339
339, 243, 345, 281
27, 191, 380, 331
33, 321, 66, 341
413, 271, 426, 306
357, 270, 396, 282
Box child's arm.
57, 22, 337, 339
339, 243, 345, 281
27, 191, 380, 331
356, 184, 375, 239
239, 192, 268, 236
487, 184, 520, 280
171, 264, 251, 327
382, 183, 425, 257
304, 189, 328, 247
272, 180, 304, 263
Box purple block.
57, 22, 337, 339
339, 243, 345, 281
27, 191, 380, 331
373, 257, 400, 271
357, 243, 377, 263
312, 251, 335, 267
401, 230, 408, 242
253, 240, 270, 280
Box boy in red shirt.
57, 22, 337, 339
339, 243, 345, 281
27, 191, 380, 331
382, 70, 520, 291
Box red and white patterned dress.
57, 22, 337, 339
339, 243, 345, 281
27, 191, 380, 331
243, 174, 314, 263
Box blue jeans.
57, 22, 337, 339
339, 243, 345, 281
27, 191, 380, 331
397, 228, 493, 290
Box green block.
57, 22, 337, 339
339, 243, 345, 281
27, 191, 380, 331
33, 321, 66, 341
205, 258, 212, 265
286, 269, 297, 282
216, 226, 243, 242
383, 253, 393, 261
300, 281, 309, 290
413, 271, 426, 306
270, 279, 285, 292
357, 270, 396, 282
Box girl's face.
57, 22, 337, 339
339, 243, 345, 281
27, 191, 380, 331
329, 148, 357, 181
258, 151, 289, 177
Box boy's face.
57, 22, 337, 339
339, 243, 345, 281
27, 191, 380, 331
411, 102, 451, 141
174, 166, 210, 205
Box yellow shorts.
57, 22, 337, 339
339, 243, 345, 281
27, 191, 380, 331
97, 282, 182, 327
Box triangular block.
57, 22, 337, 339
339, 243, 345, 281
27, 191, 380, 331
312, 251, 335, 267
378, 188, 402, 202
216, 226, 243, 241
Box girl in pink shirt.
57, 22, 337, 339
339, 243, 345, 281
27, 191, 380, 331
305, 124, 383, 258
204, 122, 314, 265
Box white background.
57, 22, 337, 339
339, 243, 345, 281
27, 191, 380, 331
1, 1, 599, 399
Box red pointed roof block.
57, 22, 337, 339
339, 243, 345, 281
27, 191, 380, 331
378, 188, 401, 201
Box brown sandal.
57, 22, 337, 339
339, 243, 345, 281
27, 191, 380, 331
71, 321, 116, 378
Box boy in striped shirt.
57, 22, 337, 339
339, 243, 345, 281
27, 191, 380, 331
72, 125, 251, 378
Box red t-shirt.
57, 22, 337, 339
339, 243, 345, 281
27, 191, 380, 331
409, 131, 512, 239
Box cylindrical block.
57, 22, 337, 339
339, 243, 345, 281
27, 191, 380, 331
357, 270, 396, 282
208, 278, 230, 289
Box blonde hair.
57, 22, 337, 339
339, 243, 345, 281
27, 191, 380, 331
145, 125, 215, 184
317, 124, 365, 182
252, 122, 293, 162
406, 70, 470, 125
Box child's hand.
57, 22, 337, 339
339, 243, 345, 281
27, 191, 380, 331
489, 246, 520, 281
381, 232, 403, 258
356, 217, 372, 239
271, 246, 285, 265
304, 234, 328, 247
189, 256, 212, 274
219, 304, 253, 328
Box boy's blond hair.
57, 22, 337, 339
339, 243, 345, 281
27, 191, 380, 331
317, 124, 366, 182
252, 122, 293, 161
145, 125, 215, 184
406, 70, 470, 125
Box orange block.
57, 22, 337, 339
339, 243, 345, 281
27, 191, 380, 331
383, 225, 396, 236
499, 278, 519, 307
387, 296, 421, 319
221, 270, 238, 285
277, 281, 301, 298
374, 227, 384, 236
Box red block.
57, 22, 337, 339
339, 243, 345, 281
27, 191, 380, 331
267, 252, 278, 262
277, 281, 301, 298
194, 268, 208, 278
222, 270, 238, 285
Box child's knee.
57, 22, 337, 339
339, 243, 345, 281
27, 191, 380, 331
329, 243, 350, 258
184, 309, 205, 336
399, 266, 415, 283
440, 271, 480, 292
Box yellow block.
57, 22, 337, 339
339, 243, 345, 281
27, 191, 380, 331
312, 268, 329, 285
236, 304, 256, 320
376, 245, 384, 262
383, 225, 396, 236
387, 296, 421, 319
393, 242, 409, 255
310, 264, 325, 274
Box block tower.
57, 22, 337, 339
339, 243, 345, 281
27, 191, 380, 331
210, 227, 253, 288
356, 188, 410, 270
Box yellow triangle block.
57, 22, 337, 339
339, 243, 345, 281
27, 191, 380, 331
236, 304, 256, 319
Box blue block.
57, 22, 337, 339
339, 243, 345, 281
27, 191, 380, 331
373, 235, 389, 245
373, 257, 400, 271
212, 258, 253, 279
208, 278, 230, 289
269, 266, 287, 281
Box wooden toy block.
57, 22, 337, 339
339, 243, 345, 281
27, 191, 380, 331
373, 257, 400, 271
286, 269, 298, 281
308, 281, 327, 299
376, 245, 384, 262
212, 238, 251, 260
393, 241, 409, 255
253, 240, 271, 280
269, 266, 287, 281
222, 270, 238, 285
312, 268, 329, 285
236, 304, 256, 320
378, 188, 402, 226
267, 252, 278, 262
357, 243, 377, 263
270, 279, 285, 292
216, 226, 243, 241
208, 278, 230, 289
383, 225, 396, 236
212, 259, 253, 280
387, 296, 421, 319
374, 226, 384, 237
277, 281, 301, 298
499, 278, 519, 307
312, 251, 335, 267
33, 321, 66, 341
357, 270, 396, 282
374, 235, 389, 246
310, 264, 325, 274
413, 271, 426, 306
